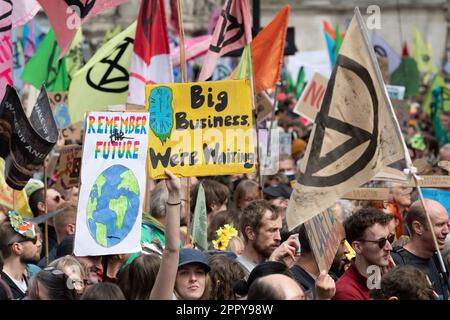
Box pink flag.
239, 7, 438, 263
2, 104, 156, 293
198, 0, 252, 81
0, 1, 13, 100
171, 35, 212, 67
38, 0, 129, 59
12, 0, 40, 29
128, 0, 173, 106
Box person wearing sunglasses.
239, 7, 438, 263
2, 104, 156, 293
391, 199, 449, 300
27, 184, 66, 261
0, 221, 42, 300
333, 208, 395, 300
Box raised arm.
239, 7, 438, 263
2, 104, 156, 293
150, 169, 181, 300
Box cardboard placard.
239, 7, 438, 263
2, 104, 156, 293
386, 85, 405, 101
146, 80, 255, 179
55, 144, 83, 189
304, 208, 341, 272
255, 91, 273, 123
342, 188, 390, 200
48, 92, 71, 129
293, 72, 328, 121
405, 175, 450, 188
61, 121, 83, 142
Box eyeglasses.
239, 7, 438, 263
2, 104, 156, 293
357, 233, 395, 249
8, 236, 38, 246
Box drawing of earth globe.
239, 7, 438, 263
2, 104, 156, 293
53, 103, 71, 129
86, 165, 140, 247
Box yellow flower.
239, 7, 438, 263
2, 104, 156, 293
213, 224, 238, 251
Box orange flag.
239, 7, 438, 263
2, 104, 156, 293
232, 5, 290, 93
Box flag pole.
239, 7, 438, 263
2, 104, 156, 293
177, 0, 187, 83
176, 0, 190, 245
43, 161, 49, 266
355, 7, 447, 273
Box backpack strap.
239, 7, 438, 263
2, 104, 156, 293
0, 276, 13, 300
392, 247, 410, 265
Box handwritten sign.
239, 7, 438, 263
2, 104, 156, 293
48, 92, 71, 129
146, 80, 255, 179
342, 188, 390, 200
55, 144, 82, 189
386, 85, 405, 101
75, 112, 149, 256
61, 121, 83, 142
304, 208, 341, 272
279, 132, 292, 155
255, 91, 273, 123
293, 72, 328, 121
405, 175, 450, 188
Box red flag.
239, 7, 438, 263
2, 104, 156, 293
37, 0, 129, 58
198, 0, 252, 81
128, 0, 172, 106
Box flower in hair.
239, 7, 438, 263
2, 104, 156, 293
213, 224, 238, 250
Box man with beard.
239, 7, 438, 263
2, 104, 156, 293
237, 200, 299, 274
391, 199, 449, 300
0, 217, 42, 299
333, 208, 395, 300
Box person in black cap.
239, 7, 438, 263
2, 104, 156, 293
174, 248, 211, 300
262, 184, 292, 221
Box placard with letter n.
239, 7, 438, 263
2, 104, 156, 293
146, 80, 255, 179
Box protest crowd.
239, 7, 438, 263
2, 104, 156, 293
0, 0, 449, 302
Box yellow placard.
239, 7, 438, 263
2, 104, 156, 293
146, 80, 255, 179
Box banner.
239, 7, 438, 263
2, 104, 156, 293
255, 91, 273, 123
371, 32, 401, 74
37, 0, 129, 58
11, 0, 40, 29
146, 80, 254, 179
128, 0, 172, 106
0, 85, 58, 190
0, 158, 32, 217
55, 144, 82, 189
68, 22, 136, 124
293, 72, 328, 122
0, 0, 13, 101
198, 0, 252, 81
74, 111, 148, 256
386, 85, 405, 101
287, 8, 407, 230
304, 208, 341, 272
21, 29, 69, 92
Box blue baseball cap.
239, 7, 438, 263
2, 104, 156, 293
178, 248, 210, 272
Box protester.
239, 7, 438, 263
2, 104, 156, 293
391, 199, 450, 299
81, 282, 126, 300
48, 255, 87, 296
174, 248, 211, 300
27, 267, 78, 300
371, 265, 438, 300
207, 253, 246, 300
233, 180, 260, 211
247, 273, 305, 300
236, 200, 299, 274
334, 208, 395, 300
0, 216, 42, 300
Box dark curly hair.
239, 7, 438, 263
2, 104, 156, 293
371, 265, 436, 300
344, 207, 393, 244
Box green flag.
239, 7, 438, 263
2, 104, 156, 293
68, 22, 136, 123
295, 66, 305, 99
412, 28, 437, 75
233, 44, 253, 80
431, 86, 450, 145
191, 183, 208, 251
422, 74, 450, 114
21, 29, 69, 92
66, 29, 84, 79
335, 24, 343, 56
391, 57, 420, 98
